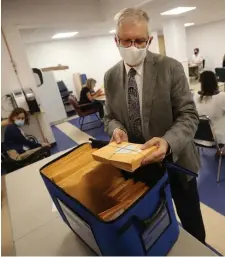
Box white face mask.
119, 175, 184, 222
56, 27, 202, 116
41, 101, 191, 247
118, 44, 148, 66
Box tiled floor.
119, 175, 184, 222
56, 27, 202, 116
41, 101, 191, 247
1, 176, 16, 256
2, 87, 225, 255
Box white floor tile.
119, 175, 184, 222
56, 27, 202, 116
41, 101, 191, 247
56, 122, 92, 144
174, 201, 225, 255
201, 203, 225, 255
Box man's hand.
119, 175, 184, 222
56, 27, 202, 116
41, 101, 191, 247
110, 128, 128, 144
141, 137, 169, 165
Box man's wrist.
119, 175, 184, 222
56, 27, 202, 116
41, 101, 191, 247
113, 127, 127, 134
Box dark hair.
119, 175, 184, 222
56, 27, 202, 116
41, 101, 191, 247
8, 108, 29, 125
194, 48, 199, 52
199, 71, 218, 101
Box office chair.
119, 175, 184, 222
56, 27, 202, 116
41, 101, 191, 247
215, 68, 225, 91
1, 136, 51, 173
57, 80, 73, 99
202, 59, 205, 69
69, 95, 102, 131
194, 115, 224, 183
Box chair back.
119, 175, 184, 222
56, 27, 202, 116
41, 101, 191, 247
57, 80, 68, 92
1, 142, 9, 160
215, 68, 225, 82
202, 59, 205, 69
27, 135, 39, 144
194, 116, 215, 147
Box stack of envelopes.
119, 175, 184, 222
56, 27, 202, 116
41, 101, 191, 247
99, 176, 149, 221
92, 142, 157, 172
41, 144, 150, 221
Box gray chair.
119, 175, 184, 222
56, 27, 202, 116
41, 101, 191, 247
1, 135, 51, 173
215, 68, 225, 91
194, 115, 224, 183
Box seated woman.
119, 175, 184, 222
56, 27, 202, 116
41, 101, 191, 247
193, 71, 225, 144
4, 108, 50, 160
79, 78, 104, 119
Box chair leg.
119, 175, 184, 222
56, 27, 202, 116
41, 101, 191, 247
79, 117, 84, 130
94, 113, 100, 121
217, 154, 223, 183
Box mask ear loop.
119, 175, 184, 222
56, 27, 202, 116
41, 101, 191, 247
147, 36, 153, 49
114, 35, 120, 47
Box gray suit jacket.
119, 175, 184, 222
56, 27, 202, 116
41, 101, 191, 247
104, 51, 200, 174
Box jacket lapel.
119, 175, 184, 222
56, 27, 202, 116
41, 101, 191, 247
142, 51, 158, 139
116, 61, 129, 128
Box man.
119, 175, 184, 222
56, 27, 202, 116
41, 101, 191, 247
104, 8, 205, 243
191, 48, 203, 79
192, 48, 203, 65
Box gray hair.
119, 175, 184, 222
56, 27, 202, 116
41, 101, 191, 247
114, 8, 149, 33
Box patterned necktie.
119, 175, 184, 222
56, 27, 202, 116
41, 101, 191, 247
128, 68, 142, 139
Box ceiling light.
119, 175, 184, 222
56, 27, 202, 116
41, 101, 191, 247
161, 7, 196, 15
184, 23, 195, 27
109, 29, 116, 34
52, 32, 79, 39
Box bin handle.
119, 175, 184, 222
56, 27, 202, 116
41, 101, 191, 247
117, 191, 166, 235
89, 138, 109, 148
163, 161, 198, 177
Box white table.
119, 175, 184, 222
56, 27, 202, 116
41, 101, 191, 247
5, 151, 215, 256
95, 95, 106, 101
218, 81, 225, 92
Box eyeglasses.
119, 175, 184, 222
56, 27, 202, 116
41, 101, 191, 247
116, 37, 149, 48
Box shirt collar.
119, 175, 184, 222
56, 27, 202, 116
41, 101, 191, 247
124, 61, 143, 76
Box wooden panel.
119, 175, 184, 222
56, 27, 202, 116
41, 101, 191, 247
41, 65, 69, 72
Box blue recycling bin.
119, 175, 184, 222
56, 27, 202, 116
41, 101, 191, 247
40, 143, 197, 256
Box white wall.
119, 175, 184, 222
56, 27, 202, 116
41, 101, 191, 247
1, 33, 21, 95
25, 20, 225, 90
186, 20, 225, 70
1, 28, 56, 143
1, 33, 21, 118
25, 35, 161, 95
25, 36, 122, 94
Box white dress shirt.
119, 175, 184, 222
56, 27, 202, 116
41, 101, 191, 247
191, 54, 203, 65
124, 62, 144, 117
193, 92, 225, 144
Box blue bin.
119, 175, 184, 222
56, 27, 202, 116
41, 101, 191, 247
40, 143, 197, 256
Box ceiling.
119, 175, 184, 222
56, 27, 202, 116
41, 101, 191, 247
2, 0, 225, 44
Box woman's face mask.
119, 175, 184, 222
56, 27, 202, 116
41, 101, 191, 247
15, 119, 25, 127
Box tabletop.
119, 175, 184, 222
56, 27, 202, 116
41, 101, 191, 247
5, 149, 215, 256
95, 95, 106, 101
189, 64, 198, 68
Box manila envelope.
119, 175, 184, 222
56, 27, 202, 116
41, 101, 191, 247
92, 142, 157, 172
